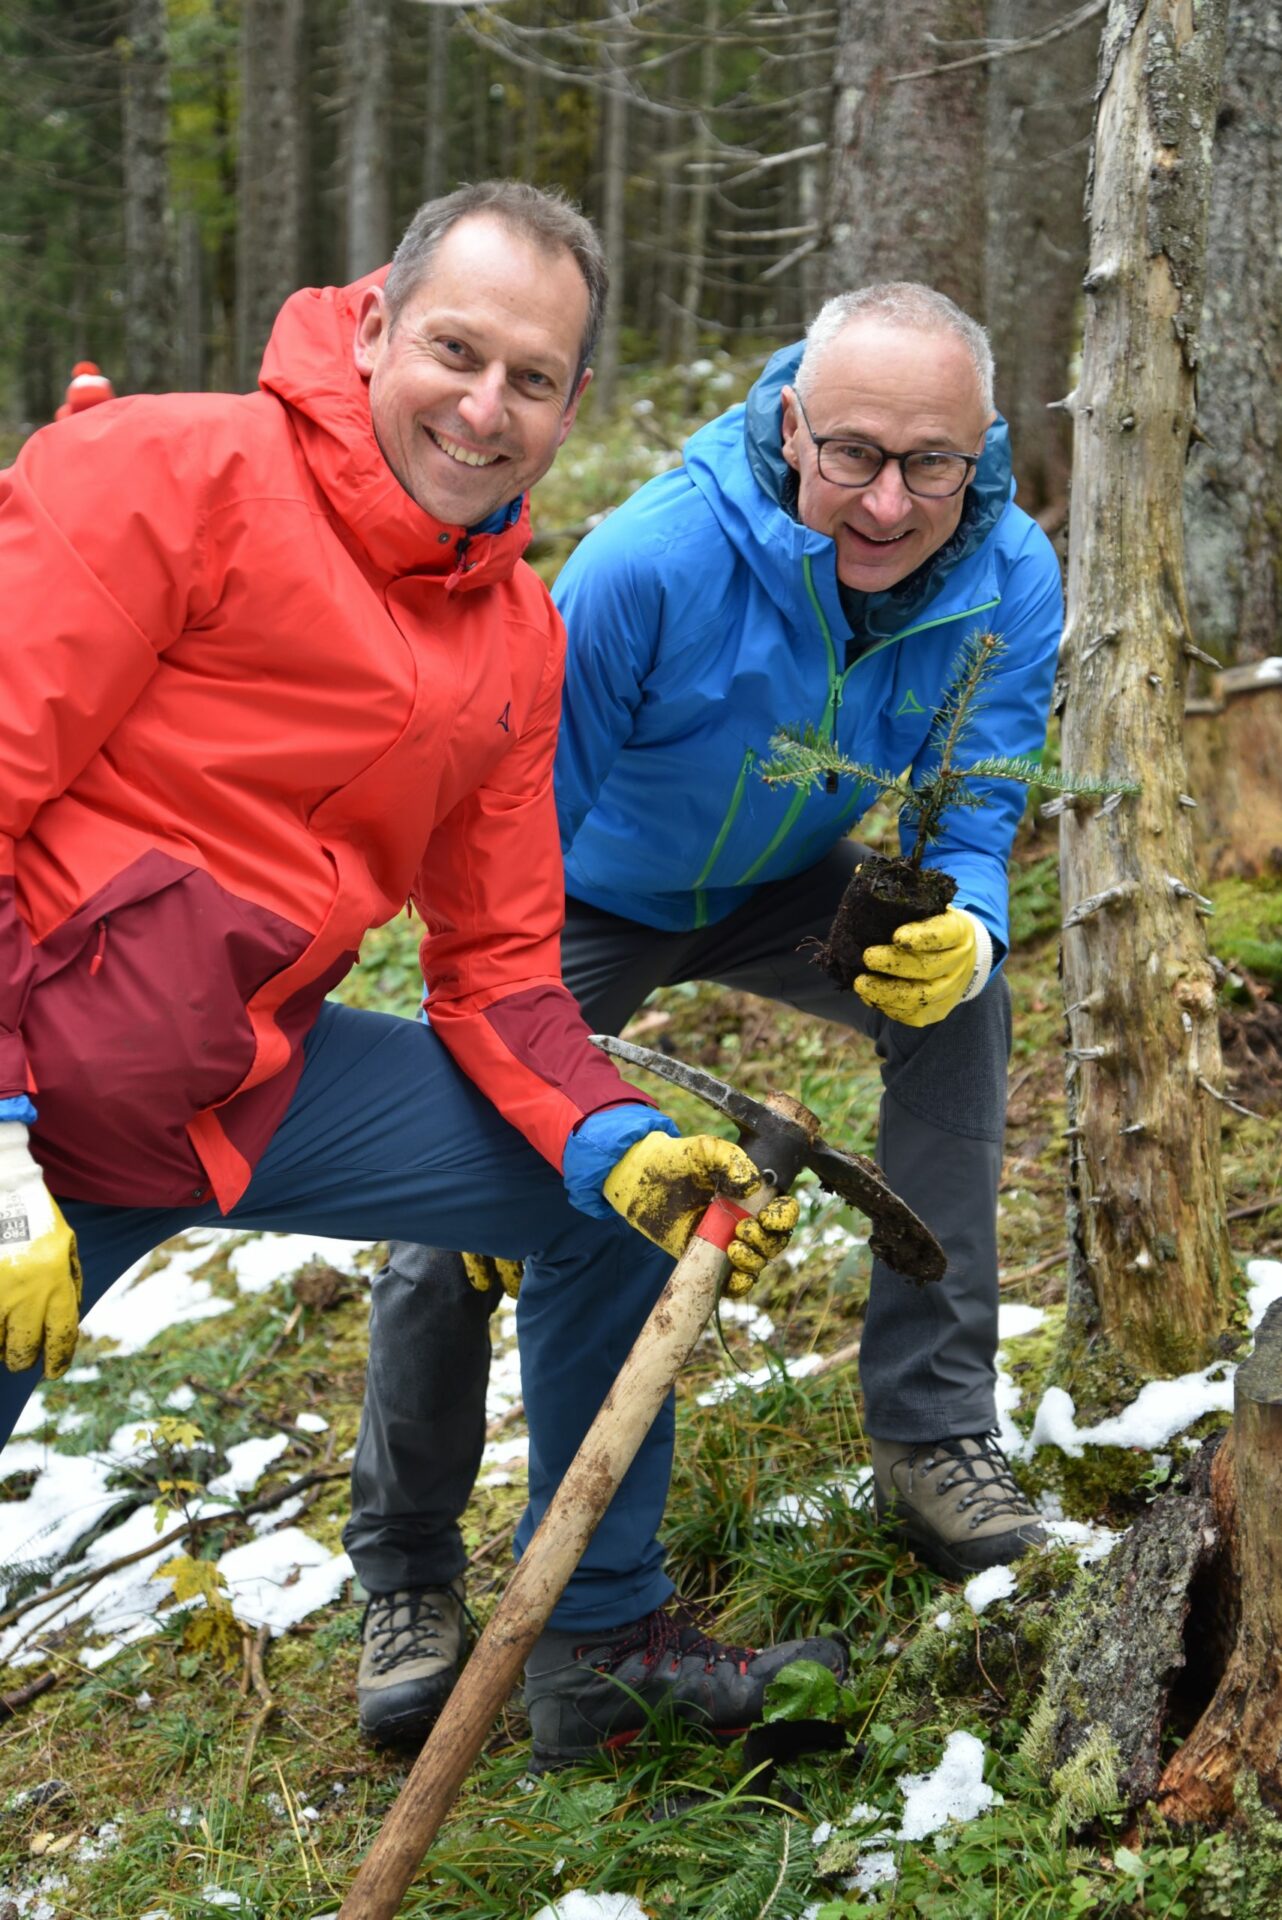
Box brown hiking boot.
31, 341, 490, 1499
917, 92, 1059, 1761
871, 1431, 1046, 1579
357, 1581, 470, 1747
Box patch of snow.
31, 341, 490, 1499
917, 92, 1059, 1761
1026, 1367, 1233, 1458
696, 1351, 825, 1406
165, 1384, 198, 1412
897, 1730, 1000, 1840
1044, 1516, 1123, 1566
0, 1445, 127, 1600
227, 1232, 372, 1295
851, 1851, 897, 1891
80, 1236, 235, 1355
933, 1611, 953, 1631
811, 1820, 833, 1847
756, 1468, 873, 1527
61, 1366, 101, 1385
11, 1390, 49, 1437
1248, 1258, 1282, 1328
997, 1303, 1046, 1340
295, 1412, 328, 1433
713, 1298, 775, 1342
963, 1565, 1016, 1614
530, 1896, 650, 1920
202, 1891, 244, 1910
207, 1433, 291, 1498
214, 1528, 351, 1636
250, 1497, 304, 1534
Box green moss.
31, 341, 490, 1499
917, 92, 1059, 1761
1209, 875, 1282, 989
1046, 1722, 1121, 1828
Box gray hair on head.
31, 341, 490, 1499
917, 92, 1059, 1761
797, 282, 994, 415
383, 180, 609, 395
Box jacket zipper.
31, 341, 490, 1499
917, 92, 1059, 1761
689, 563, 1001, 915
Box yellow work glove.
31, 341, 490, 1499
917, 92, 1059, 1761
462, 1252, 525, 1299
0, 1122, 83, 1377
602, 1130, 800, 1300
856, 906, 993, 1029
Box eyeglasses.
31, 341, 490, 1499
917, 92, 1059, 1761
792, 392, 979, 499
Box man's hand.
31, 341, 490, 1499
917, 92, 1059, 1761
856, 907, 992, 1029
602, 1130, 799, 1299
462, 1252, 525, 1299
0, 1123, 83, 1377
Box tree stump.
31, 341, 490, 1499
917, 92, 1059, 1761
1183, 660, 1282, 880
1158, 1299, 1282, 1822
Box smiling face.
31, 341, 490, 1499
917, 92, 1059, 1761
353, 213, 592, 527
781, 318, 994, 593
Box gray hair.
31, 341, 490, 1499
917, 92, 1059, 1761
797, 282, 994, 415
383, 181, 609, 395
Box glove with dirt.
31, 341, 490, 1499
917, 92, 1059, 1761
602, 1130, 799, 1299
463, 1252, 525, 1299
0, 1123, 84, 1377
855, 906, 992, 1029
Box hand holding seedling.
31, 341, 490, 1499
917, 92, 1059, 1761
856, 904, 992, 1028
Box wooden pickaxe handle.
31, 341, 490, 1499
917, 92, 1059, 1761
337, 1177, 781, 1919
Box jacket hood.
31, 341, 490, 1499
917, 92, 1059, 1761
687, 340, 1014, 645
257, 271, 530, 588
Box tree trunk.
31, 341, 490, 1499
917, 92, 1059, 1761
677, 3, 718, 367
827, 0, 987, 314
344, 0, 392, 279
1056, 0, 1234, 1402
177, 209, 204, 391
1158, 1301, 1282, 1821
983, 0, 1096, 518
593, 5, 629, 415
121, 0, 177, 394
422, 4, 450, 203
1183, 0, 1282, 665
235, 0, 303, 391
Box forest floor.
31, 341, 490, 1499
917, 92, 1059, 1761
1, 367, 1280, 1919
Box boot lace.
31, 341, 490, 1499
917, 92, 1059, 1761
581, 1605, 757, 1677
363, 1587, 467, 1675
917, 1432, 1036, 1529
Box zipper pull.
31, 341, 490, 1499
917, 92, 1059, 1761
825, 771, 839, 796
89, 919, 107, 977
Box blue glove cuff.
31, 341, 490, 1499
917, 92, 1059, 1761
562, 1103, 681, 1219
0, 1096, 36, 1125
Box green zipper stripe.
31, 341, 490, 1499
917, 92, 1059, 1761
734, 785, 809, 886
691, 746, 755, 927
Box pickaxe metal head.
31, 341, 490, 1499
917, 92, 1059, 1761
591, 1033, 946, 1285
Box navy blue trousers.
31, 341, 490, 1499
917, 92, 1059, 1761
6, 1002, 678, 1631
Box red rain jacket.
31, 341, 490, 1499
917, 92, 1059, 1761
0, 272, 644, 1212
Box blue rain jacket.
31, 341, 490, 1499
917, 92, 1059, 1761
553, 343, 1063, 953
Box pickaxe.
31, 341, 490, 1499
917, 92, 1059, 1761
338, 1036, 945, 1918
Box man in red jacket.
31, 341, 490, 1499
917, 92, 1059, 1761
0, 180, 840, 1768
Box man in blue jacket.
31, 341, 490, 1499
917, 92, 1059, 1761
346, 281, 1063, 1748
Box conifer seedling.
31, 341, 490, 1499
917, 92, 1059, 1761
760, 631, 1138, 989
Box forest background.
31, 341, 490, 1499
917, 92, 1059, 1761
2, 3, 1282, 1917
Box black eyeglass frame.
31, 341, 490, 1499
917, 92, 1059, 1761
791, 391, 980, 500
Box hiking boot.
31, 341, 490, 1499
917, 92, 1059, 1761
871, 1431, 1046, 1579
357, 1581, 469, 1747
523, 1604, 847, 1770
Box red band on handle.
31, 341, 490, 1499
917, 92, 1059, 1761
693, 1193, 752, 1251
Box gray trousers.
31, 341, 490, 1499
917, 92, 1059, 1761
343, 842, 1011, 1595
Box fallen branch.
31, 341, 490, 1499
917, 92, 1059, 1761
0, 1670, 58, 1717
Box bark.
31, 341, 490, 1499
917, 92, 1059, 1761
344, 0, 392, 279
1183, 0, 1282, 664
677, 3, 718, 367
1056, 0, 1234, 1398
121, 0, 177, 394
827, 0, 987, 314
422, 4, 450, 203
176, 209, 204, 392
1160, 1301, 1282, 1820
983, 0, 1096, 517
593, 5, 629, 414
235, 0, 303, 391
1026, 1437, 1224, 1810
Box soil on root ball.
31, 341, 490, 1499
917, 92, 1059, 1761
815, 854, 957, 990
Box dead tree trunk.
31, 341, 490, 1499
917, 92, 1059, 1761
1056, 0, 1234, 1403
121, 0, 177, 393
1158, 1300, 1282, 1820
